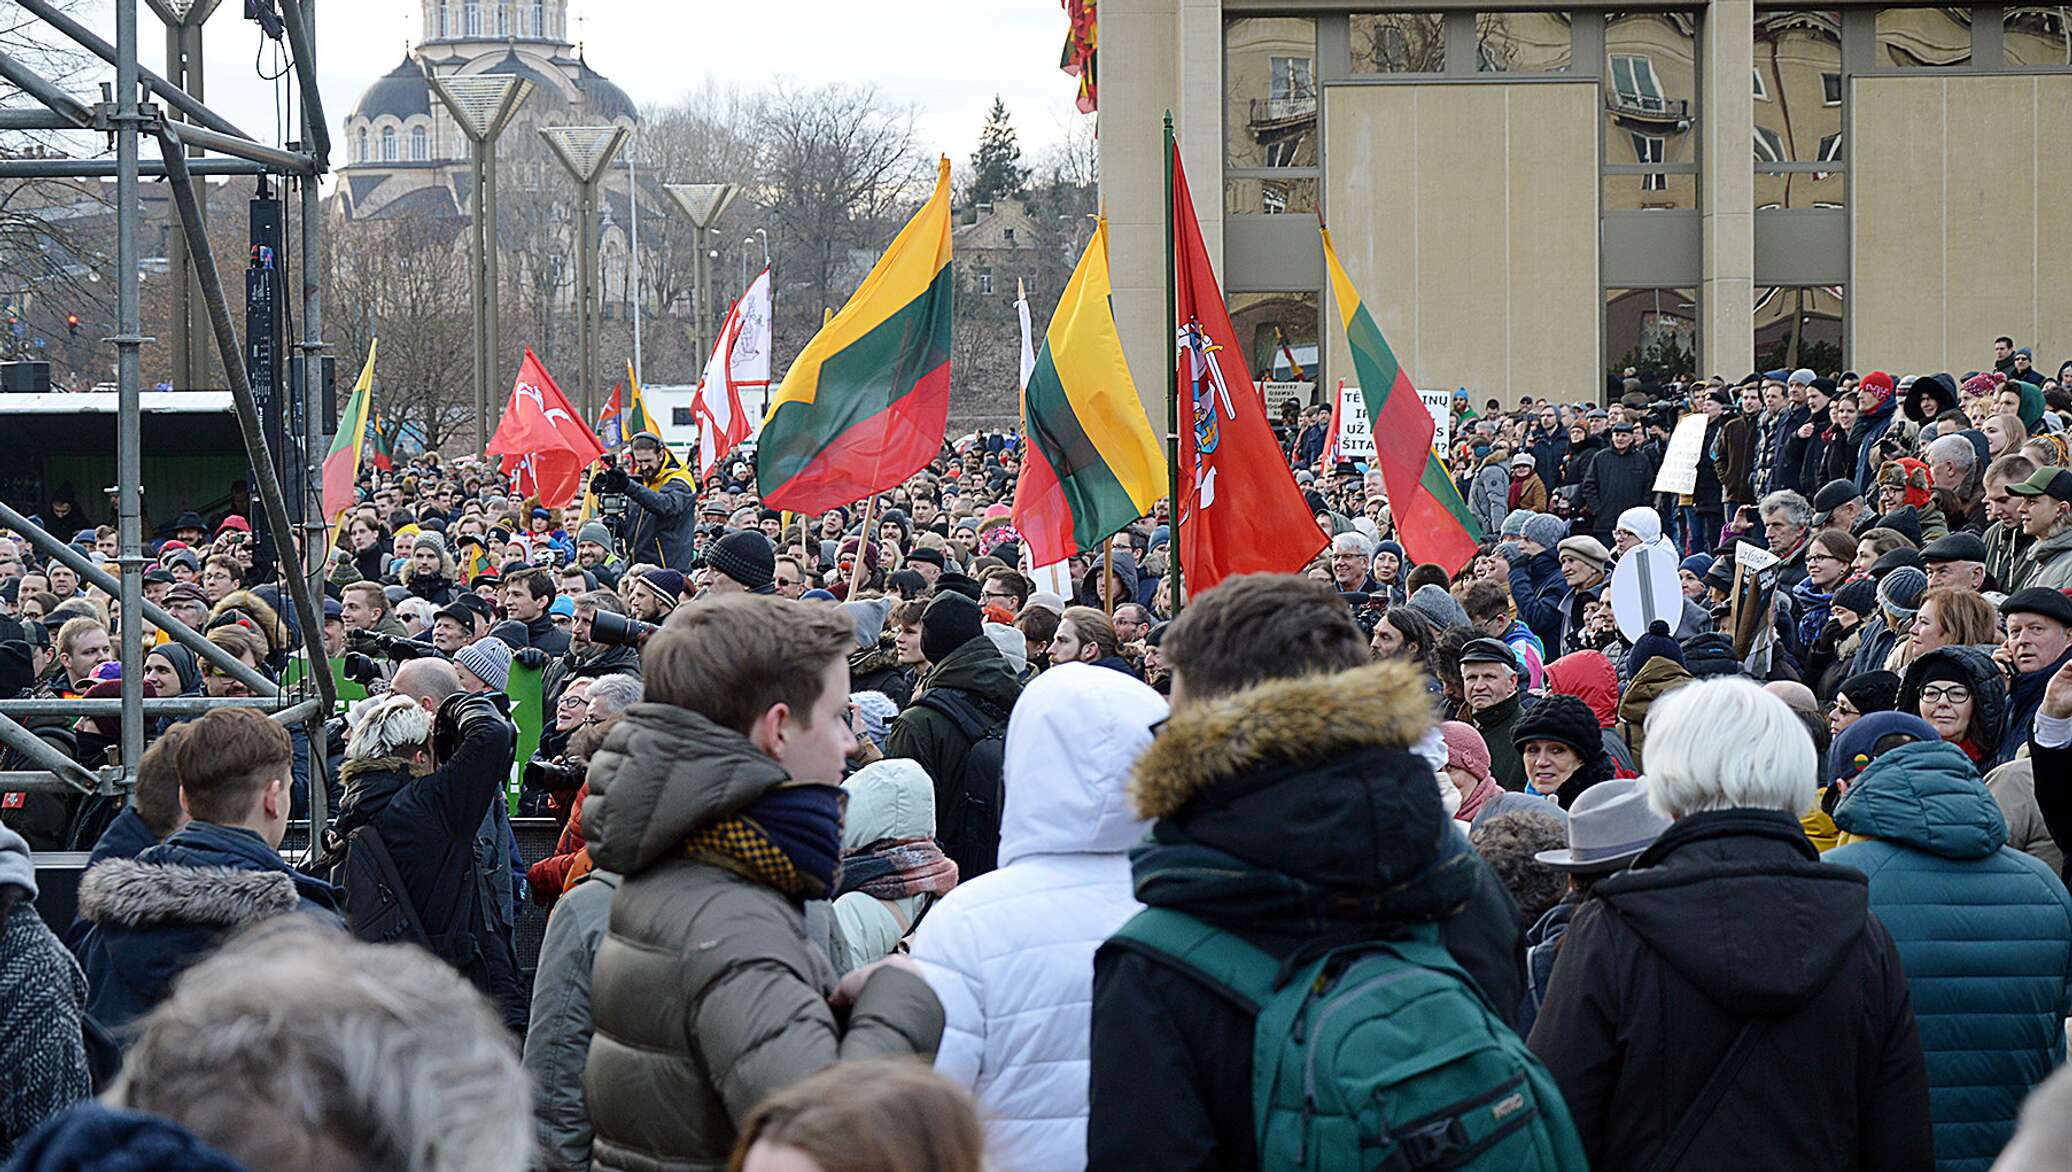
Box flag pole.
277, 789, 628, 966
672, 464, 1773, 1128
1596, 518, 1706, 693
1103, 540, 1115, 618
847, 492, 878, 602
1164, 112, 1183, 619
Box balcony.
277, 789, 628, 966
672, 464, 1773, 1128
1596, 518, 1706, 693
1605, 92, 1690, 127
1249, 95, 1319, 131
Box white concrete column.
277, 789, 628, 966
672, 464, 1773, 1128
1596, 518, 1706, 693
1700, 0, 1755, 378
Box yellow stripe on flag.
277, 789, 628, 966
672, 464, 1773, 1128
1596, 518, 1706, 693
1042, 218, 1166, 511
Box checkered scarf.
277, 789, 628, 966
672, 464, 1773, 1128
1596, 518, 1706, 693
684, 784, 845, 901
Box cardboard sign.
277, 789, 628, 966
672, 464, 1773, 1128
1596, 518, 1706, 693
1652, 413, 1709, 494
1419, 388, 1453, 452
1260, 380, 1314, 416
1334, 384, 1375, 461
1734, 541, 1781, 572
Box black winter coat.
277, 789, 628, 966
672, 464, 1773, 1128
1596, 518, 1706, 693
1581, 445, 1658, 540
1527, 809, 1932, 1171
326, 714, 523, 1028
1087, 662, 1526, 1171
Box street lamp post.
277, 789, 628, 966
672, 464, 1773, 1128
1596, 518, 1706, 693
426, 71, 533, 457
663, 182, 738, 362
540, 125, 631, 426
144, 0, 222, 390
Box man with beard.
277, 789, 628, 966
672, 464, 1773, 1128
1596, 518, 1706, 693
541, 589, 640, 714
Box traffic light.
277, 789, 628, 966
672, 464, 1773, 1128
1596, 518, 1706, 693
66, 313, 79, 336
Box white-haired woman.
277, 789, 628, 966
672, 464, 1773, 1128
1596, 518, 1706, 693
323, 682, 523, 1029
1526, 677, 1932, 1172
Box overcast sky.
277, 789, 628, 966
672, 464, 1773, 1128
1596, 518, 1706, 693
45, 1, 1085, 178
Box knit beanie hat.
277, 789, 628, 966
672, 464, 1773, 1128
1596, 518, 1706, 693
455, 636, 511, 692
0, 640, 34, 699
1440, 720, 1492, 783
1522, 512, 1567, 552
1614, 506, 1663, 545
411, 532, 446, 556
704, 530, 776, 593
1407, 583, 1471, 630
639, 568, 685, 611
1557, 535, 1611, 573
1877, 566, 1929, 621
1624, 620, 1684, 677
1837, 669, 1902, 716
1679, 553, 1714, 579
1679, 632, 1742, 678
578, 521, 613, 548
1512, 694, 1603, 759
1500, 509, 1534, 540
920, 592, 984, 664
1832, 577, 1878, 619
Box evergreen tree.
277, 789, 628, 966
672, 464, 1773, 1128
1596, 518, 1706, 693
965, 96, 1030, 209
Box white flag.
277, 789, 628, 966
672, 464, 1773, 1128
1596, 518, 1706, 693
1016, 282, 1036, 392
730, 266, 772, 391
694, 298, 748, 479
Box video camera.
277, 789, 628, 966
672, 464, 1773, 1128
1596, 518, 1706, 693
347, 629, 444, 662
522, 755, 585, 795
590, 455, 630, 527
588, 609, 658, 650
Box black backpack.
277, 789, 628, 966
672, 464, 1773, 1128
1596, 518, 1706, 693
912, 687, 1009, 881
335, 823, 432, 950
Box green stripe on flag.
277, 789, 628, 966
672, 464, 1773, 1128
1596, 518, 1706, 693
1344, 305, 1408, 416
1024, 348, 1141, 551
1421, 452, 1484, 539
757, 267, 953, 490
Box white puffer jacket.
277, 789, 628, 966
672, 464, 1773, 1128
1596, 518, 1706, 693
909, 663, 1166, 1172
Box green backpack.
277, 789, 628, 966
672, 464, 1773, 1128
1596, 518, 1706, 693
1109, 908, 1589, 1172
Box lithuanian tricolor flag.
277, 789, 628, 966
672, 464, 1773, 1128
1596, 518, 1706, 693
757, 157, 953, 514
322, 339, 378, 523
1321, 228, 1481, 574
1011, 218, 1166, 566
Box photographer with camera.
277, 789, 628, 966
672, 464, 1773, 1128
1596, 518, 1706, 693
591, 433, 698, 571
328, 659, 525, 1031
541, 589, 641, 715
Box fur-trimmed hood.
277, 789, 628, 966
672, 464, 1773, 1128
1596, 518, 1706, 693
1131, 659, 1435, 821
77, 855, 300, 929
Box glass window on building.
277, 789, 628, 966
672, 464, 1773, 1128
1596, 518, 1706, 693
533, 0, 546, 36
2005, 8, 2072, 66
381, 126, 396, 162
1877, 8, 1972, 67
1755, 286, 1844, 372
1606, 14, 1696, 166
464, 1, 480, 36
1754, 13, 1843, 156
1351, 14, 1445, 73
1477, 13, 1572, 72
409, 126, 428, 161
496, 2, 508, 36
1605, 289, 1699, 382
437, 2, 449, 38
1756, 169, 1846, 208
1606, 171, 1696, 210
1226, 176, 1319, 216
1228, 292, 1320, 383
1226, 17, 1318, 169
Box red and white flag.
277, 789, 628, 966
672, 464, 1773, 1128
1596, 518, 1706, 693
729, 266, 772, 392
694, 300, 751, 480
487, 348, 605, 508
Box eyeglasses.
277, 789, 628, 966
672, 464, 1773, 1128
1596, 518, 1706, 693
1919, 684, 1971, 706
981, 589, 1015, 602
556, 694, 587, 708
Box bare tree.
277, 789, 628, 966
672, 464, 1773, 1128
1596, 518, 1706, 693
327, 213, 474, 449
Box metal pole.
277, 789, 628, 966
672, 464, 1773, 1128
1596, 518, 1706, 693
629, 144, 641, 386
484, 135, 502, 448
0, 714, 97, 793
469, 145, 488, 456
115, 0, 146, 772
0, 697, 319, 717
0, 158, 269, 177
579, 180, 597, 423
16, 0, 249, 140
183, 21, 209, 389
0, 50, 94, 125
165, 21, 189, 389
1164, 113, 1184, 619
160, 119, 314, 174
297, 0, 328, 840
0, 500, 278, 697
269, 0, 331, 166
156, 135, 337, 717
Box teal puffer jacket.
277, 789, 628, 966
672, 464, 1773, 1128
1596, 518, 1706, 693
1827, 740, 2072, 1172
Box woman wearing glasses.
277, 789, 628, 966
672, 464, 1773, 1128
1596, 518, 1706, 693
1898, 645, 2009, 767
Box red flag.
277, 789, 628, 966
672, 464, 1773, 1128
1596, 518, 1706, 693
1172, 143, 1327, 593
487, 349, 606, 509
1320, 378, 1344, 470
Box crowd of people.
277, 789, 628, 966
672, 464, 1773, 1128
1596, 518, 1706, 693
0, 335, 2070, 1170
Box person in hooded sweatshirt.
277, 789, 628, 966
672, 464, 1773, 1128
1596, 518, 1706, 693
1823, 712, 2072, 1172
909, 663, 1166, 1171
1087, 574, 1528, 1170
1527, 677, 1931, 1171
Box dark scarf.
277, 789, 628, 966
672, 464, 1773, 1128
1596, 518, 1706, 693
686, 784, 845, 900
837, 838, 959, 900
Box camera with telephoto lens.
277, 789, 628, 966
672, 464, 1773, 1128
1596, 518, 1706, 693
522, 755, 585, 795
347, 629, 443, 662
433, 690, 511, 765
591, 455, 629, 522
587, 608, 658, 649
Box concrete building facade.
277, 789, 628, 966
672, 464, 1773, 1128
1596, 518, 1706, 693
1101, 1, 2072, 423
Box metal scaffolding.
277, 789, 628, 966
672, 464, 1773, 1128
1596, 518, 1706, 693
0, 2, 334, 839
